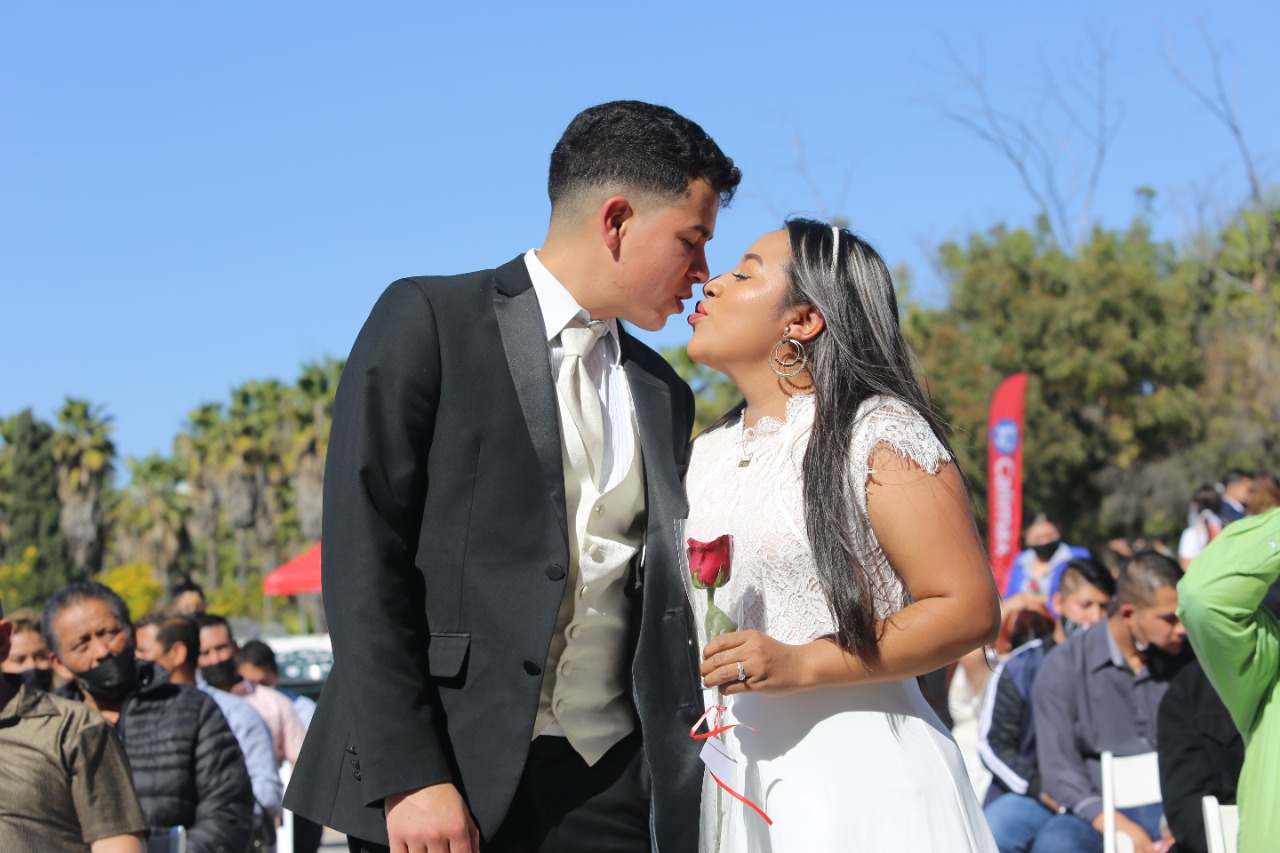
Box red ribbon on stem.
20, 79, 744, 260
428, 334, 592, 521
690, 705, 774, 826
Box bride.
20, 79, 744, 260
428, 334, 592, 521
685, 219, 1000, 852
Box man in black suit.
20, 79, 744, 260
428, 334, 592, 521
283, 101, 740, 853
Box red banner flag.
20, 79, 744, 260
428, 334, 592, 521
987, 373, 1028, 593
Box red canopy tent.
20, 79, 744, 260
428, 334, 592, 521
264, 543, 321, 596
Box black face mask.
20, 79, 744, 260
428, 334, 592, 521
1061, 615, 1089, 639
16, 667, 54, 691
74, 649, 138, 703
201, 658, 240, 690
1031, 540, 1062, 562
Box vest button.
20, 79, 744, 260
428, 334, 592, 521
523, 659, 542, 675
546, 564, 565, 581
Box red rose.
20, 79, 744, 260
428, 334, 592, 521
688, 535, 732, 589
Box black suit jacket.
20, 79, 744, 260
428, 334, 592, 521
283, 257, 703, 850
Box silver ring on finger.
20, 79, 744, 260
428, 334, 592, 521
736, 661, 747, 682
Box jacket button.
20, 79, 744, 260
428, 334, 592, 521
546, 564, 565, 581
523, 660, 542, 675
351, 759, 360, 770
353, 770, 362, 781
345, 745, 357, 755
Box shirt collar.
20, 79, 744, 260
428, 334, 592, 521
1082, 619, 1126, 673
0, 679, 61, 721
523, 250, 621, 365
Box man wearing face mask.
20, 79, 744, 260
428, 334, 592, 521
0, 615, 56, 691
1031, 553, 1190, 853
42, 582, 255, 853
978, 558, 1116, 852
0, 598, 148, 852
194, 612, 305, 769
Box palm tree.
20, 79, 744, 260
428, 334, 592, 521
293, 358, 343, 541
0, 414, 18, 563
176, 403, 224, 590
110, 454, 190, 585
52, 399, 115, 577
236, 379, 292, 578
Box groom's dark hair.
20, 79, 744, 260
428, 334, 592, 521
548, 100, 740, 213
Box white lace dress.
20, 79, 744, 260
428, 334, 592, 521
686, 393, 996, 853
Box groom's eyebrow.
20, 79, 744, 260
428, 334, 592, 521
690, 225, 712, 240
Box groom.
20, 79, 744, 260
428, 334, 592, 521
284, 101, 741, 852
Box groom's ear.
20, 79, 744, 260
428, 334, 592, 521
599, 195, 634, 254
785, 303, 825, 343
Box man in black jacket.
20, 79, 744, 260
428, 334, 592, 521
43, 582, 255, 853
284, 100, 740, 853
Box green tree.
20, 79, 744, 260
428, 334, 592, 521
6, 410, 71, 605
99, 561, 163, 622
292, 358, 343, 542
661, 347, 741, 436
909, 218, 1205, 544
1189, 203, 1280, 474
110, 454, 191, 587
0, 413, 18, 563
0, 545, 36, 609
52, 398, 115, 577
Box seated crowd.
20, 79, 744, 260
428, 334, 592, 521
3, 469, 1275, 852
975, 469, 1277, 853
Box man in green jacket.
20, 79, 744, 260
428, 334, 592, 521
1178, 507, 1280, 851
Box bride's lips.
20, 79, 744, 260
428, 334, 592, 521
687, 301, 707, 326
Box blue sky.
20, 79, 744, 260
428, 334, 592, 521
3, 1, 1276, 466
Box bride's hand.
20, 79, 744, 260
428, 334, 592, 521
701, 630, 806, 696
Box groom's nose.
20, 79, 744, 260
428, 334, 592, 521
689, 244, 709, 283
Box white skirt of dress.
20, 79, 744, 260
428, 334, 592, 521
699, 677, 997, 853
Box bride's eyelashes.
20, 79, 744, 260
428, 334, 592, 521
732, 272, 750, 281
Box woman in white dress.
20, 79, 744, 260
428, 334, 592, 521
685, 219, 1001, 852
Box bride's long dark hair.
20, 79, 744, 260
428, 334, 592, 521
783, 218, 956, 662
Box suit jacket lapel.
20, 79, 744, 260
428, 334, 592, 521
492, 258, 568, 541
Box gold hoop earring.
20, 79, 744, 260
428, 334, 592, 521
770, 328, 808, 379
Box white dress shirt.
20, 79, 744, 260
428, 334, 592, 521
524, 249, 634, 491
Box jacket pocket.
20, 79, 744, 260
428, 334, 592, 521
427, 632, 471, 679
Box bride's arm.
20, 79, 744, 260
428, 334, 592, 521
703, 448, 1001, 695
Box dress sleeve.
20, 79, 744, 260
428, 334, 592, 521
853, 399, 952, 483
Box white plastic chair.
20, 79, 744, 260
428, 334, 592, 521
145, 826, 186, 853
1100, 751, 1162, 853
1202, 795, 1240, 853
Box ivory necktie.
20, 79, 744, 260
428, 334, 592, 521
556, 321, 608, 488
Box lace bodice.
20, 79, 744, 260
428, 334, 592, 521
684, 394, 951, 646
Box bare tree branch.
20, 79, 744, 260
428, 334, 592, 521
1164, 17, 1261, 205
931, 34, 1120, 253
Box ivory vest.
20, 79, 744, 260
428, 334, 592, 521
535, 383, 646, 765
